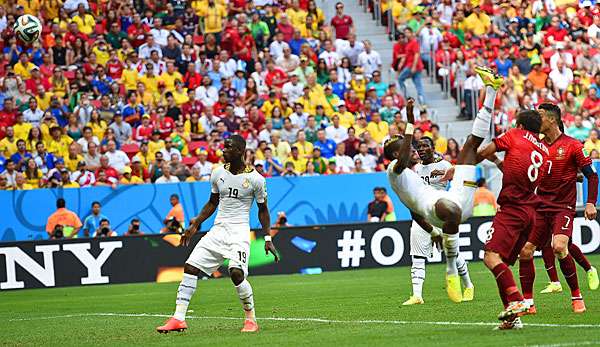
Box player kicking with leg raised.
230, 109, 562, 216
402, 138, 474, 305
156, 135, 279, 333
386, 66, 501, 303
477, 109, 548, 330
517, 103, 598, 315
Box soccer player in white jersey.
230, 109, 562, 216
156, 135, 279, 334
402, 137, 474, 305
386, 66, 503, 302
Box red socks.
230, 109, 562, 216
569, 243, 592, 272
558, 254, 582, 299
542, 246, 560, 282
519, 258, 535, 300
492, 263, 524, 303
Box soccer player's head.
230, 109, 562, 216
537, 103, 561, 134
383, 135, 404, 161
223, 135, 247, 163
515, 110, 542, 134
417, 136, 435, 164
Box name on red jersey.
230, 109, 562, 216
523, 132, 549, 156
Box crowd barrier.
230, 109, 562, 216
2, 214, 600, 290
0, 173, 412, 242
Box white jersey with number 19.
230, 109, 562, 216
210, 165, 267, 227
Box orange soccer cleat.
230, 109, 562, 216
528, 304, 537, 315
241, 319, 259, 332
156, 317, 188, 333
572, 299, 586, 314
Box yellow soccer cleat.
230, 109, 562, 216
462, 286, 474, 302
587, 266, 599, 290
446, 274, 463, 303
474, 65, 504, 90
540, 282, 563, 294
402, 296, 424, 306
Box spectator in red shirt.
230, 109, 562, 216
135, 114, 154, 142
184, 63, 203, 90
64, 22, 88, 48
545, 16, 568, 45
155, 107, 175, 139
330, 2, 354, 40
583, 87, 600, 117
181, 91, 204, 119
25, 67, 51, 93
265, 60, 288, 89
397, 28, 425, 105
127, 13, 150, 48
0, 97, 17, 138
95, 155, 119, 182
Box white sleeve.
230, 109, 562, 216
210, 168, 220, 193
253, 174, 267, 204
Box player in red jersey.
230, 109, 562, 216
518, 103, 599, 314
477, 110, 549, 330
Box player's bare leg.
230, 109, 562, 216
156, 263, 200, 333
540, 246, 563, 294
518, 242, 537, 314
230, 268, 259, 332
553, 234, 586, 313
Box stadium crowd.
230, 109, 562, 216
0, 0, 598, 190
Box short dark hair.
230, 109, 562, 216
419, 136, 435, 148
431, 124, 440, 131
91, 201, 101, 207
383, 135, 404, 160
538, 103, 561, 125
170, 194, 179, 200
229, 134, 247, 151
515, 110, 542, 133
56, 198, 66, 209
476, 178, 486, 187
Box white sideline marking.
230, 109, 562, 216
522, 342, 600, 347
7, 312, 600, 329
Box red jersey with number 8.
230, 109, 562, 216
538, 134, 592, 210
493, 128, 549, 206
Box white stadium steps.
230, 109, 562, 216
326, 0, 472, 141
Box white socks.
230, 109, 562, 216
456, 254, 473, 288
174, 273, 198, 321
411, 256, 426, 298
444, 233, 459, 276
483, 86, 497, 111
471, 86, 497, 138
235, 279, 256, 320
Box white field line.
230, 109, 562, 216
520, 342, 600, 347
6, 312, 600, 329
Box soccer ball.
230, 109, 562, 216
14, 15, 42, 43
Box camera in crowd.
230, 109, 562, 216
165, 217, 183, 234
52, 224, 64, 239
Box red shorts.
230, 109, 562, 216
528, 209, 576, 248
484, 205, 536, 265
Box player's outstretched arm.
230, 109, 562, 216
476, 142, 503, 170
258, 201, 279, 262
393, 98, 416, 174
180, 192, 220, 247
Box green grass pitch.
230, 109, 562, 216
2, 255, 600, 346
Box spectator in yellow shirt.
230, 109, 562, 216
334, 101, 356, 129
286, 0, 308, 30
47, 126, 73, 159
293, 130, 314, 158
463, 6, 491, 36
285, 146, 308, 173
14, 53, 36, 79
159, 62, 183, 91
72, 4, 96, 36
13, 113, 32, 141
17, 0, 41, 15
12, 172, 34, 190
366, 112, 389, 144
202, 0, 227, 35
120, 166, 144, 184
431, 124, 448, 154
261, 92, 282, 118
140, 63, 159, 94
0, 127, 18, 157
584, 129, 600, 154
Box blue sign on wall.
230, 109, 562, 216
0, 173, 412, 242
